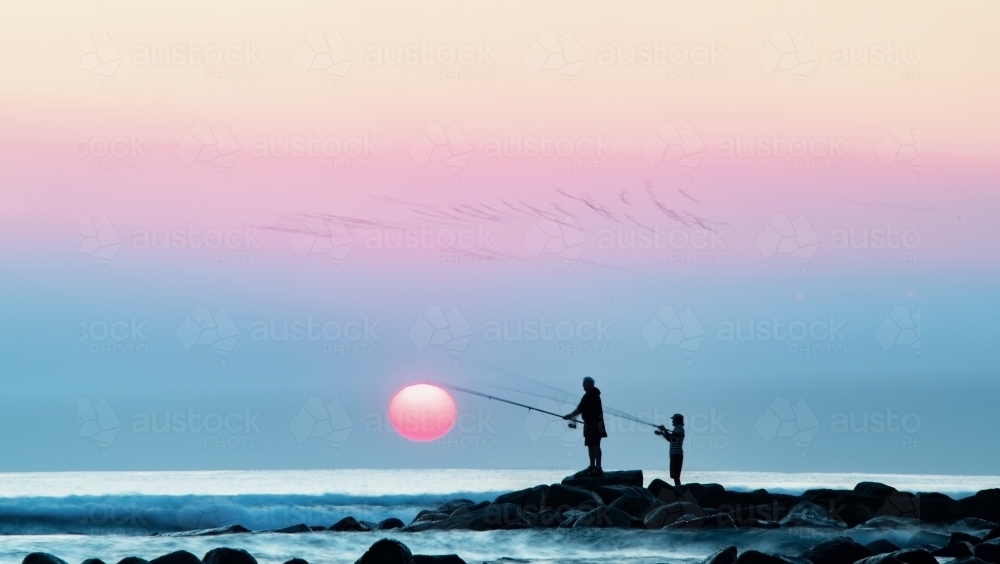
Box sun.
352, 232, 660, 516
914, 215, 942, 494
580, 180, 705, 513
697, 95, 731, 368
389, 384, 457, 442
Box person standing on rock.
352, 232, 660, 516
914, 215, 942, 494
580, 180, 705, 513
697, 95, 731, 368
563, 376, 607, 475
656, 413, 685, 486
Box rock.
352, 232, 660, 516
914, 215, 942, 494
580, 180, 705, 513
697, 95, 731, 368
950, 558, 990, 564
857, 516, 923, 530
331, 516, 372, 531
149, 552, 203, 564
561, 470, 643, 489
911, 530, 950, 548
954, 518, 1000, 535
954, 532, 986, 546
82, 560, 108, 564
780, 501, 845, 528
402, 503, 528, 532
447, 501, 490, 517
572, 506, 631, 528
283, 560, 308, 564
356, 539, 414, 564
531, 508, 565, 527
953, 490, 1000, 522
866, 540, 902, 555
665, 513, 736, 530
892, 548, 937, 564
913, 492, 955, 523
412, 556, 466, 564
701, 546, 737, 564
542, 484, 604, 511
437, 499, 476, 514
933, 542, 975, 557
854, 556, 904, 564
411, 511, 449, 524
203, 548, 258, 564
800, 537, 873, 564
609, 495, 663, 519
737, 518, 780, 529
22, 555, 69, 564
987, 527, 1000, 542
376, 518, 405, 530
680, 484, 727, 509
643, 501, 703, 528
118, 558, 150, 564
647, 478, 675, 499
494, 485, 547, 511
975, 541, 1000, 564
269, 524, 313, 533
855, 482, 898, 498
734, 550, 797, 564
157, 525, 251, 537
593, 485, 652, 505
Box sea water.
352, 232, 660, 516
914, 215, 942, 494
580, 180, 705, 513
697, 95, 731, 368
1, 469, 998, 564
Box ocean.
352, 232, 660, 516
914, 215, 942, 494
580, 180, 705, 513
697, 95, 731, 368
1, 470, 998, 564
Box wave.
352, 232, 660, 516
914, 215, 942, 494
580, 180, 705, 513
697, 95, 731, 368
0, 492, 500, 536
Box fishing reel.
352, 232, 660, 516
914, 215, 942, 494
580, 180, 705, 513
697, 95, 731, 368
567, 422, 577, 429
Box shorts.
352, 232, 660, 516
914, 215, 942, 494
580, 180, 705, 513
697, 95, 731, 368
669, 453, 683, 480
584, 434, 602, 447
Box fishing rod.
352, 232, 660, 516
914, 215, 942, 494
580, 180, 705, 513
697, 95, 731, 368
431, 381, 583, 428
466, 361, 664, 429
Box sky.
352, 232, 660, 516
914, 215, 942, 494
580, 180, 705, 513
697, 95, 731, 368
1, 0, 999, 474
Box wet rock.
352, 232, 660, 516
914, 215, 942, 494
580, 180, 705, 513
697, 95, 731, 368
530, 508, 565, 527
593, 485, 652, 505
734, 550, 799, 564
572, 506, 631, 528
402, 503, 528, 532
118, 558, 150, 564
950, 558, 990, 564
541, 484, 603, 511
665, 513, 736, 530
157, 525, 251, 537
82, 560, 107, 564
700, 546, 737, 564
437, 499, 476, 514
493, 485, 547, 511
779, 501, 845, 528
22, 555, 68, 564
447, 501, 490, 517
203, 548, 258, 564
892, 548, 937, 564
149, 551, 203, 564
856, 516, 923, 530
411, 510, 449, 524
933, 542, 975, 557
679, 484, 727, 510
331, 516, 372, 531
376, 518, 405, 530
412, 556, 466, 564
800, 537, 872, 564
865, 540, 902, 555
647, 478, 675, 500
974, 541, 1000, 564
269, 524, 314, 533
855, 482, 898, 498
735, 518, 780, 529
987, 527, 1000, 542
355, 538, 414, 564
609, 494, 663, 519
910, 530, 950, 548
643, 501, 703, 528
561, 470, 643, 489
953, 490, 1000, 522
954, 518, 1000, 535
282, 560, 308, 564
953, 532, 986, 546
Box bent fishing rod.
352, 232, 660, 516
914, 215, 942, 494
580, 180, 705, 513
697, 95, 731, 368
431, 381, 584, 428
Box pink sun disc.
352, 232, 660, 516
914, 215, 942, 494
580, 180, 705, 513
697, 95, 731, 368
389, 384, 457, 441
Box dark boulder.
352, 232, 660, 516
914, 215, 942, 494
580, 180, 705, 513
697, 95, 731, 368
779, 501, 845, 528
954, 518, 1000, 535
892, 548, 937, 564
561, 470, 642, 489
643, 501, 703, 529
283, 560, 308, 564
609, 494, 663, 519
83, 560, 108, 564
975, 541, 1000, 564
22, 555, 68, 564
734, 550, 798, 564
679, 483, 726, 509
412, 556, 466, 564
800, 537, 872, 564
269, 524, 313, 533
355, 539, 414, 564
401, 503, 528, 532
572, 506, 631, 528
987, 527, 1000, 542
447, 501, 490, 517
331, 516, 372, 531
701, 546, 737, 564
911, 530, 951, 548
149, 552, 203, 564
950, 558, 990, 564
933, 543, 975, 557
542, 484, 603, 511
531, 508, 565, 527
593, 485, 652, 505
118, 558, 150, 564
866, 540, 902, 555
376, 518, 405, 530
953, 490, 1000, 522
494, 485, 547, 511
647, 478, 675, 499
437, 499, 476, 514
203, 548, 257, 564
665, 513, 736, 530
953, 532, 986, 546
854, 555, 904, 564
855, 482, 898, 498
157, 525, 251, 537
